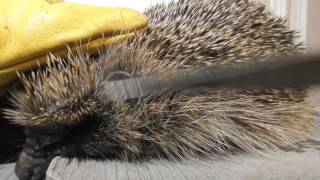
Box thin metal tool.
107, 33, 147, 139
100, 55, 320, 102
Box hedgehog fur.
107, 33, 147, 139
5, 0, 315, 180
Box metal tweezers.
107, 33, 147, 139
100, 55, 320, 102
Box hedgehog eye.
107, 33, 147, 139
41, 137, 60, 150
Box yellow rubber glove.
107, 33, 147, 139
0, 0, 147, 88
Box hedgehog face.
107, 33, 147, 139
20, 110, 110, 156
23, 127, 68, 158
14, 126, 72, 180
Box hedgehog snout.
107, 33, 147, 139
15, 151, 51, 180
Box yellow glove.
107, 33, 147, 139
0, 0, 147, 88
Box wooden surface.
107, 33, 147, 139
46, 142, 320, 180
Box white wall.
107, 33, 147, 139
65, 0, 175, 12
305, 0, 320, 54
262, 0, 320, 53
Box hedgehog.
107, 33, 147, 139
5, 0, 316, 180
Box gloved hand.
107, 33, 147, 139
0, 0, 147, 88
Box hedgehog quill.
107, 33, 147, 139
5, 0, 316, 180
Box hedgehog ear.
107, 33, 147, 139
106, 71, 132, 81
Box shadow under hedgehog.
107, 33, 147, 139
5, 0, 316, 180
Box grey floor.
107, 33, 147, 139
1, 86, 319, 180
